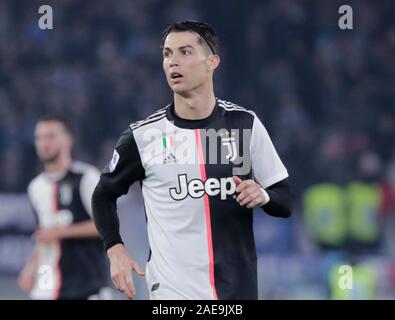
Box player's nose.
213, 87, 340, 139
168, 55, 180, 67
169, 60, 179, 68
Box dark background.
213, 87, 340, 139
0, 0, 394, 299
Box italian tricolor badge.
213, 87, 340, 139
163, 135, 174, 149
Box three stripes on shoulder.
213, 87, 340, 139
129, 99, 256, 131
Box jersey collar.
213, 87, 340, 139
166, 98, 220, 129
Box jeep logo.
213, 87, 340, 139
169, 174, 236, 201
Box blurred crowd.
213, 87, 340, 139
0, 0, 395, 299
0, 0, 394, 199
0, 0, 394, 196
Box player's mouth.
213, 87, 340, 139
170, 72, 184, 83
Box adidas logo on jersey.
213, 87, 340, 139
163, 151, 177, 164
169, 174, 236, 201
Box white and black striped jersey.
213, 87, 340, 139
96, 98, 289, 299
28, 162, 109, 300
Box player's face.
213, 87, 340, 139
162, 32, 214, 95
34, 121, 71, 163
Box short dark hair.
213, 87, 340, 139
37, 114, 73, 135
162, 20, 219, 55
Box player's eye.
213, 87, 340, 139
182, 49, 191, 55
163, 51, 170, 58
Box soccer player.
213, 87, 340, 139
92, 21, 292, 300
18, 115, 111, 300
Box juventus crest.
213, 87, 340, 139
221, 130, 238, 162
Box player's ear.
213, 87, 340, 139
206, 54, 220, 72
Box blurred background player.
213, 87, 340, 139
18, 115, 112, 300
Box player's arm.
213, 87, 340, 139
18, 190, 42, 292
18, 241, 41, 293
261, 178, 292, 217
92, 127, 145, 299
234, 114, 293, 217
233, 176, 292, 217
63, 221, 99, 237
92, 184, 145, 300
33, 220, 99, 242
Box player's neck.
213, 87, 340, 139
173, 87, 216, 120
44, 155, 71, 176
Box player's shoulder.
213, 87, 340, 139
27, 173, 47, 196
217, 98, 257, 117
129, 104, 170, 132
217, 98, 259, 129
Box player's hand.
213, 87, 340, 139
18, 261, 36, 293
33, 227, 65, 243
107, 244, 145, 300
232, 176, 269, 208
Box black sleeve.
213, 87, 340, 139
92, 183, 123, 250
260, 178, 293, 218
92, 128, 145, 251
99, 128, 145, 197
